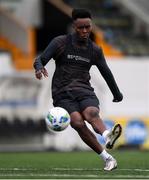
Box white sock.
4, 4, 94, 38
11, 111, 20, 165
99, 149, 112, 161
102, 130, 110, 141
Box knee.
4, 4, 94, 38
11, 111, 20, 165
83, 107, 100, 123
70, 119, 85, 131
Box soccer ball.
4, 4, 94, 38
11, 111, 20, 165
45, 107, 70, 132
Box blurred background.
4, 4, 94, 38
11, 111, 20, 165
0, 0, 149, 152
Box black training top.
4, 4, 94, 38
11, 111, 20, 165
34, 33, 121, 98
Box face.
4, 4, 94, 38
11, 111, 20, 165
73, 18, 92, 40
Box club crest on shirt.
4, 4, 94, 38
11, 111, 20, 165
67, 54, 90, 63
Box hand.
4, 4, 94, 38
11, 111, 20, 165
35, 68, 48, 80
113, 92, 123, 102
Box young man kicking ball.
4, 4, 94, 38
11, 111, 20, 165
34, 8, 123, 171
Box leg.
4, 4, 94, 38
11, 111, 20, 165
82, 106, 122, 171
70, 111, 103, 154
82, 106, 106, 135
82, 106, 122, 149
70, 110, 117, 171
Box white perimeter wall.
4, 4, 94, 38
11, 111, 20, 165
0, 55, 149, 118
90, 57, 149, 117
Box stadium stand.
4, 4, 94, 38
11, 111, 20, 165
0, 6, 35, 70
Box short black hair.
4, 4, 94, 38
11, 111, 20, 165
72, 8, 92, 21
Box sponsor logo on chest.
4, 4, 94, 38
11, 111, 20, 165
67, 54, 90, 63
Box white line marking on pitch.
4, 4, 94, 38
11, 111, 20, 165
52, 167, 149, 172
0, 173, 149, 178
0, 168, 37, 171
0, 167, 149, 172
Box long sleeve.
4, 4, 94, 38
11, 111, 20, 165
33, 35, 66, 71
93, 47, 122, 98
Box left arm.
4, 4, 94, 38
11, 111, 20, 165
94, 47, 123, 102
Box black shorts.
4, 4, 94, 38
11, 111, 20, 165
53, 89, 99, 114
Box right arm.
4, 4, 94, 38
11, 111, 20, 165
33, 35, 66, 80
